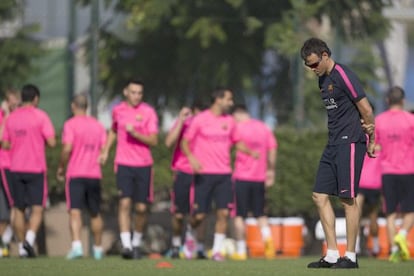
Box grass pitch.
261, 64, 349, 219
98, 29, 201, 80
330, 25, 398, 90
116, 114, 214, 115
0, 256, 413, 276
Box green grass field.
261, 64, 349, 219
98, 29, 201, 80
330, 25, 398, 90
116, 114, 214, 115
1, 256, 413, 276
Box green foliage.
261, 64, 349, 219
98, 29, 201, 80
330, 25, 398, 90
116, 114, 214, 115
267, 127, 327, 217
0, 1, 42, 93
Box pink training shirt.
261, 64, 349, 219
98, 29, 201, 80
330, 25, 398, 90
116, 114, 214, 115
2, 106, 55, 173
111, 101, 158, 167
62, 115, 107, 179
375, 109, 414, 174
170, 116, 193, 174
359, 152, 381, 190
233, 119, 277, 182
183, 109, 239, 174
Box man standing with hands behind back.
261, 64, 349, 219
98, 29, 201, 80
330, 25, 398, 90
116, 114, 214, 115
300, 38, 375, 269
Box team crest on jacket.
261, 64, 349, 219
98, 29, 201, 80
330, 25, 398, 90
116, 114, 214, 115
328, 84, 334, 93
135, 114, 143, 121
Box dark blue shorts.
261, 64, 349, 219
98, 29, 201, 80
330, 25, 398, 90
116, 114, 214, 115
234, 180, 265, 218
10, 171, 47, 209
171, 171, 194, 215
116, 165, 152, 204
314, 143, 366, 198
382, 174, 414, 214
66, 178, 101, 216
358, 188, 381, 207
193, 174, 233, 214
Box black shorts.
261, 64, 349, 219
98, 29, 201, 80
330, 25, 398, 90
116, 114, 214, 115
66, 178, 101, 216
382, 174, 414, 214
358, 188, 381, 207
235, 180, 265, 218
116, 165, 153, 204
0, 169, 13, 221
10, 171, 47, 209
193, 174, 233, 214
171, 171, 194, 215
314, 143, 365, 198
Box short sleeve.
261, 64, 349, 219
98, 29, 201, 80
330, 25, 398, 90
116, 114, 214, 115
62, 121, 74, 145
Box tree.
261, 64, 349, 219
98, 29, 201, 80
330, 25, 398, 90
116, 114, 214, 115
0, 0, 42, 94
81, 0, 391, 125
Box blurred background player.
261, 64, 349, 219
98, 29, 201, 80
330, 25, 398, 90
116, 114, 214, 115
165, 103, 207, 259
375, 86, 414, 263
0, 89, 20, 257
357, 142, 382, 257
56, 94, 107, 260
181, 88, 256, 261
1, 84, 56, 257
230, 104, 277, 261
101, 79, 159, 259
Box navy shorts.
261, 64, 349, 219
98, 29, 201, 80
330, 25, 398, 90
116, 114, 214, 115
66, 178, 101, 216
171, 171, 194, 215
116, 165, 152, 204
382, 174, 414, 214
0, 169, 13, 221
10, 172, 47, 209
235, 180, 265, 218
193, 174, 233, 214
358, 188, 381, 207
314, 143, 366, 198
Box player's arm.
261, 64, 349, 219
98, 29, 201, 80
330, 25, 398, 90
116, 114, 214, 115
56, 143, 72, 182
356, 97, 375, 157
165, 107, 191, 148
181, 138, 202, 172
100, 129, 116, 164
125, 125, 158, 146
235, 141, 259, 159
46, 137, 56, 148
265, 148, 277, 187
1, 140, 10, 149
1, 120, 10, 149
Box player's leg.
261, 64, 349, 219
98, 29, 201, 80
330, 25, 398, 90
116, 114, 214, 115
131, 166, 152, 259
211, 174, 232, 261
253, 182, 274, 259
65, 178, 84, 259
232, 180, 249, 260
87, 179, 103, 260
382, 174, 400, 262
333, 142, 365, 268
116, 165, 134, 258
24, 172, 47, 258
0, 169, 13, 257
394, 175, 414, 261
170, 171, 192, 258
308, 146, 339, 268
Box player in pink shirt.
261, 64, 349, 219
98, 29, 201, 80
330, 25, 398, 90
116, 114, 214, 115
165, 103, 207, 259
230, 104, 278, 260
56, 94, 107, 260
101, 79, 158, 259
181, 88, 257, 261
0, 89, 20, 257
375, 86, 414, 262
1, 84, 56, 258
